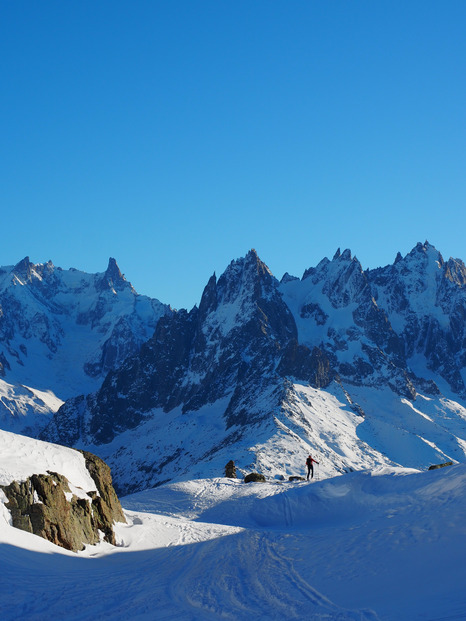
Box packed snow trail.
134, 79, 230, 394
0, 524, 374, 620
2, 462, 466, 619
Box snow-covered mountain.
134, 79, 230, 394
368, 242, 466, 394
3, 244, 465, 619
0, 257, 169, 435
41, 243, 466, 493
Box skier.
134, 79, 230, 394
306, 455, 319, 480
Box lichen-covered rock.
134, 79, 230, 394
1, 451, 126, 552
79, 450, 126, 525
244, 472, 266, 483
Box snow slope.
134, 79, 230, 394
59, 379, 466, 496
0, 430, 95, 490
0, 380, 64, 437
2, 441, 466, 620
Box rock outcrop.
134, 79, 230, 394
0, 451, 126, 552
428, 461, 454, 471
79, 450, 126, 526
244, 473, 266, 483
224, 460, 237, 478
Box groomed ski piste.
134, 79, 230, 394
1, 431, 466, 620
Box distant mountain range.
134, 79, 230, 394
1, 243, 465, 493
0, 256, 168, 435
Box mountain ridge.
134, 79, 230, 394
36, 242, 466, 493
0, 244, 465, 493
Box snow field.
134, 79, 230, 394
2, 450, 466, 620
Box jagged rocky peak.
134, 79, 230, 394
293, 249, 367, 307
216, 249, 276, 306
322, 249, 368, 308
10, 257, 56, 285
0, 254, 169, 425
403, 242, 466, 289
409, 240, 444, 264
332, 248, 356, 262
302, 257, 329, 281
44, 248, 300, 448
246, 248, 274, 277
306, 248, 361, 279
39, 259, 55, 274
364, 241, 466, 396
280, 272, 299, 284
12, 256, 35, 282
11, 258, 60, 287
98, 257, 129, 292
370, 241, 445, 286
198, 249, 297, 343
198, 273, 218, 316
444, 257, 466, 287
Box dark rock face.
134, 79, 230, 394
45, 250, 300, 445
0, 352, 10, 377
278, 341, 335, 388
300, 302, 328, 325
0, 453, 126, 552
79, 451, 126, 526
12, 256, 35, 282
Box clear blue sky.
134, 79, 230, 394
1, 1, 465, 309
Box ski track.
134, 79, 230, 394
0, 531, 374, 621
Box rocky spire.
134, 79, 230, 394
198, 273, 218, 317
216, 250, 275, 307
98, 258, 128, 292
106, 258, 125, 282
12, 256, 34, 282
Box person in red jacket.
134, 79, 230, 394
306, 455, 319, 480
